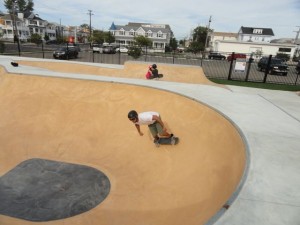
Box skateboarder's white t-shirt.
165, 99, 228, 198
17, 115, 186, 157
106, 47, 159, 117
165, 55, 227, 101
136, 112, 159, 125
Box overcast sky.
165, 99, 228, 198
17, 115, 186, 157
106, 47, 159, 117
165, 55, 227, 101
1, 0, 300, 40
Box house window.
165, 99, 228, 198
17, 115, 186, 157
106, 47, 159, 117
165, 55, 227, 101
253, 29, 263, 34
157, 31, 163, 38
129, 29, 135, 36
146, 31, 152, 37
279, 48, 291, 52
119, 30, 125, 35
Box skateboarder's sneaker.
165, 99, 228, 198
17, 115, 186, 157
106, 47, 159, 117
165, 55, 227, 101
171, 136, 176, 145
154, 138, 160, 147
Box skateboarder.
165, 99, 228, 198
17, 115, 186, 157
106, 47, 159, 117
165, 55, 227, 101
151, 64, 163, 78
145, 65, 154, 79
128, 110, 173, 143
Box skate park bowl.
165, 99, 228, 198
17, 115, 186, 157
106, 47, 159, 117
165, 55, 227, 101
0, 60, 246, 225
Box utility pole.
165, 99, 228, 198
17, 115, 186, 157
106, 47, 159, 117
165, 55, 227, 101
11, 0, 21, 55
87, 10, 93, 43
204, 15, 212, 53
293, 26, 300, 44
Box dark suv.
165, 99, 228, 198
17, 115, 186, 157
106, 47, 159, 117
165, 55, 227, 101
208, 52, 226, 60
257, 57, 288, 76
53, 47, 78, 59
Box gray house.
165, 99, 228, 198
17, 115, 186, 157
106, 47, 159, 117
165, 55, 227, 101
109, 22, 173, 52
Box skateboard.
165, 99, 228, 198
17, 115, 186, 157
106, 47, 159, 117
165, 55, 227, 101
154, 136, 179, 147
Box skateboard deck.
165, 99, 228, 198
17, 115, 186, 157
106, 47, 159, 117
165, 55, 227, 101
155, 136, 179, 147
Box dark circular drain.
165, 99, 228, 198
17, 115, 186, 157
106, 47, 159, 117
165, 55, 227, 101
0, 158, 110, 221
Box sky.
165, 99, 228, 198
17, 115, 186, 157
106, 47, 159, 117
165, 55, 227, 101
1, 0, 300, 40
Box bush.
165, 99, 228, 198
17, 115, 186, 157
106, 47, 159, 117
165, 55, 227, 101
276, 53, 290, 61
0, 41, 5, 53
128, 46, 142, 59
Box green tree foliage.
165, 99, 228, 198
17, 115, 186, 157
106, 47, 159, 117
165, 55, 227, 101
187, 26, 212, 53
92, 30, 105, 44
44, 34, 49, 42
92, 30, 115, 44
128, 46, 142, 59
104, 31, 115, 44
4, 0, 34, 13
169, 37, 178, 51
187, 41, 203, 54
276, 53, 290, 61
30, 33, 41, 45
0, 42, 5, 53
134, 35, 152, 47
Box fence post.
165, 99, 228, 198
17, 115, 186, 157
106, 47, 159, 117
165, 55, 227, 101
245, 53, 253, 81
41, 41, 45, 58
263, 55, 272, 83
228, 52, 235, 80
295, 73, 299, 85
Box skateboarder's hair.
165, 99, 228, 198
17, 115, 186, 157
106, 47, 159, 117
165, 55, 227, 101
128, 110, 138, 119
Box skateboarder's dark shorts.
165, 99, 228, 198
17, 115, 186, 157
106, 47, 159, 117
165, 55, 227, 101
148, 121, 163, 137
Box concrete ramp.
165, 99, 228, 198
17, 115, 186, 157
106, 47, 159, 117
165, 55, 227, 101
17, 60, 220, 86
0, 62, 245, 225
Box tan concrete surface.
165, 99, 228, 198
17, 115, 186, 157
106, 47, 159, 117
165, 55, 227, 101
0, 62, 245, 225
17, 60, 223, 86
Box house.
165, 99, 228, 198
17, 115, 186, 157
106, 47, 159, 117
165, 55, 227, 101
23, 12, 47, 39
210, 26, 298, 60
209, 32, 238, 48
0, 13, 29, 42
109, 22, 173, 52
238, 26, 274, 43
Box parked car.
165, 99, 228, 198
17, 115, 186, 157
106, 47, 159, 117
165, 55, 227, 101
68, 43, 81, 52
257, 57, 288, 76
295, 61, 300, 74
46, 40, 59, 45
208, 52, 226, 60
92, 43, 103, 53
115, 46, 128, 53
53, 47, 78, 59
227, 53, 247, 61
103, 46, 116, 54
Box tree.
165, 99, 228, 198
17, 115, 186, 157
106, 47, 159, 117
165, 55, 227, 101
134, 35, 152, 47
128, 46, 142, 59
187, 41, 203, 54
4, 0, 34, 13
188, 26, 212, 53
92, 30, 105, 44
169, 37, 178, 51
30, 33, 41, 45
192, 26, 209, 43
104, 31, 115, 44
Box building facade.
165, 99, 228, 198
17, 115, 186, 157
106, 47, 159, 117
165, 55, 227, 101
238, 26, 274, 43
210, 26, 298, 60
109, 22, 173, 52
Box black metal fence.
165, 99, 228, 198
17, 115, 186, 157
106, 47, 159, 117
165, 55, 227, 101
1, 42, 299, 86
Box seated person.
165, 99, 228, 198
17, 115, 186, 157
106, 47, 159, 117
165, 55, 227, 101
151, 64, 163, 78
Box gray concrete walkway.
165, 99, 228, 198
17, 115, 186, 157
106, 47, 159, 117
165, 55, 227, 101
1, 56, 299, 225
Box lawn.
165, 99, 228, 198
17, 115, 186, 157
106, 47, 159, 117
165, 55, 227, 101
210, 78, 300, 91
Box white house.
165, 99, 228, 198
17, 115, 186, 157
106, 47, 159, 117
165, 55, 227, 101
210, 26, 298, 60
109, 22, 173, 52
238, 26, 274, 43
214, 40, 297, 59
0, 13, 29, 42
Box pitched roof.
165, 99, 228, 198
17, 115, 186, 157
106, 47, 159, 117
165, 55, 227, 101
213, 32, 238, 38
110, 22, 172, 33
239, 26, 274, 36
